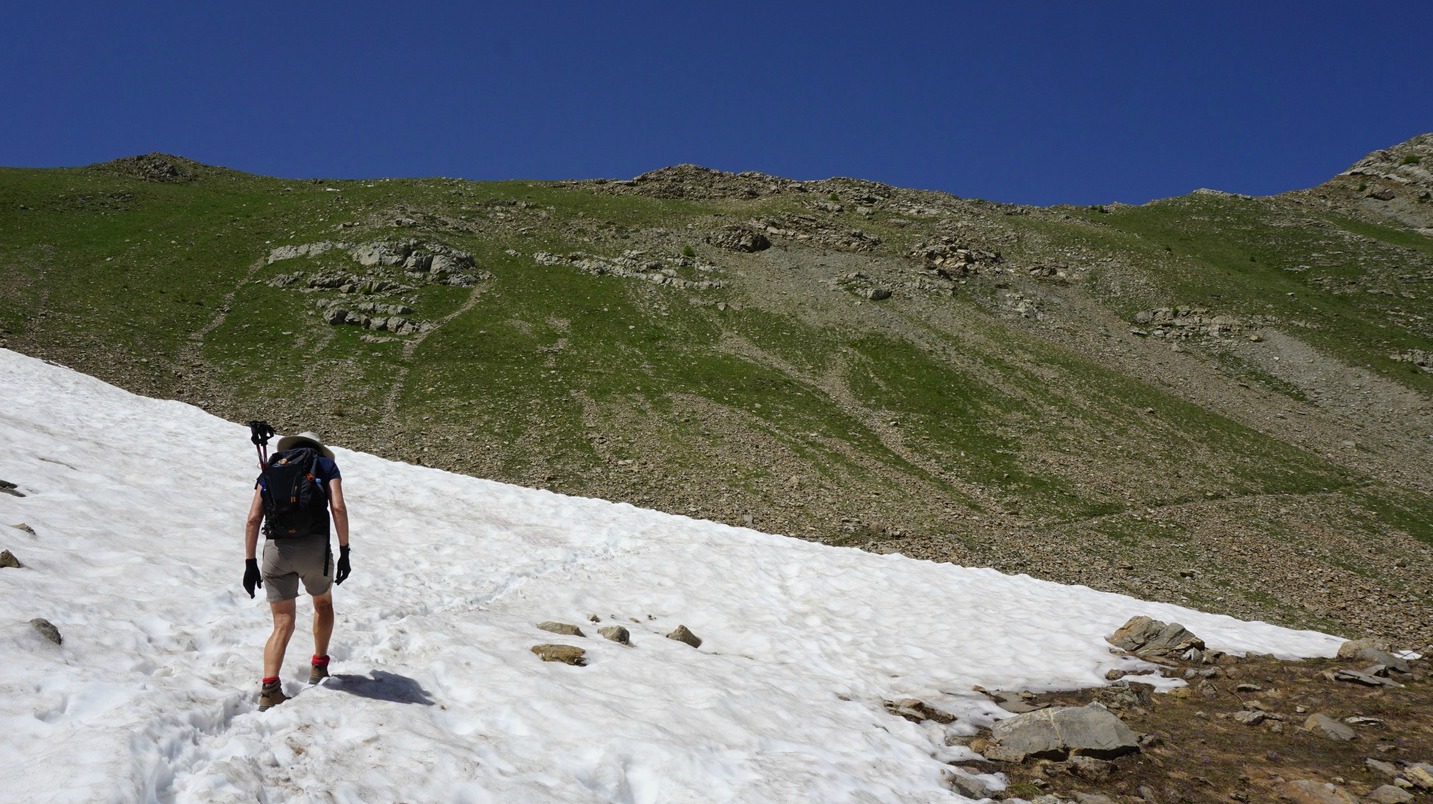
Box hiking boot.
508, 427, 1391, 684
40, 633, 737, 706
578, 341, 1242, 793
258, 680, 288, 711
309, 655, 330, 685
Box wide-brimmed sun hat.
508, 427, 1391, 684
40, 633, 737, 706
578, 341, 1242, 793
274, 431, 336, 459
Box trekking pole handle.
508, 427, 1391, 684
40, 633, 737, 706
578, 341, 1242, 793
248, 420, 275, 447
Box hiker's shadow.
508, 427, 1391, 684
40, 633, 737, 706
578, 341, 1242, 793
326, 670, 435, 706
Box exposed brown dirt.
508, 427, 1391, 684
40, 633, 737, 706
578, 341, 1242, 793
974, 652, 1433, 803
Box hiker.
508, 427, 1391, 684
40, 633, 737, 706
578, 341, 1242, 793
242, 430, 351, 711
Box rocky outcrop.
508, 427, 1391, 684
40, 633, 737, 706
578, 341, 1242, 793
267, 239, 483, 286
746, 214, 881, 252
0, 549, 22, 568
88, 153, 200, 183
705, 225, 771, 253
261, 238, 486, 336
1391, 348, 1433, 372
597, 164, 806, 200
906, 237, 1001, 278
1130, 307, 1268, 340
322, 301, 428, 334
1340, 133, 1433, 192
533, 251, 724, 290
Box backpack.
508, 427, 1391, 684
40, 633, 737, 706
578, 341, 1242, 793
258, 447, 330, 538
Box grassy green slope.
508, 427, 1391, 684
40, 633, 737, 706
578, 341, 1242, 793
2, 155, 1430, 642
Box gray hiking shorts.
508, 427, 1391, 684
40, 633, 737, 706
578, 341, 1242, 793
261, 534, 333, 603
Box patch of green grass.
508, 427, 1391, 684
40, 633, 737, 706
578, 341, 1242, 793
1040, 195, 1432, 394
1347, 485, 1433, 546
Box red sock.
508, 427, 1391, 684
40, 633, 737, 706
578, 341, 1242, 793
261, 676, 279, 686
311, 655, 330, 667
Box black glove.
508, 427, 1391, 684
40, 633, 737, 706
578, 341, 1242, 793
243, 558, 262, 599
335, 545, 351, 585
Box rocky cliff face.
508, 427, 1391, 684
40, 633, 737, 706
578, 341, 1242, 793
1295, 133, 1433, 233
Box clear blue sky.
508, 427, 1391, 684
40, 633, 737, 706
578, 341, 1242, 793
4, 2, 1430, 206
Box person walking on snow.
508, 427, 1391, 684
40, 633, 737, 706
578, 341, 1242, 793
242, 431, 351, 711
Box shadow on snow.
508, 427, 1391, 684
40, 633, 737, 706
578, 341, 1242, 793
325, 670, 436, 706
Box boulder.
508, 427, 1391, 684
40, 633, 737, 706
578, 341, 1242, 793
597, 625, 631, 645
1353, 648, 1412, 674
666, 624, 702, 648
537, 621, 585, 638
30, 618, 62, 645
0, 550, 22, 568
1337, 638, 1391, 658
942, 770, 994, 799
1328, 668, 1401, 688
985, 702, 1139, 762
1406, 764, 1433, 790
531, 644, 586, 666
1368, 785, 1415, 803
1232, 710, 1266, 726
1107, 615, 1205, 660
1277, 780, 1359, 803
1366, 758, 1401, 778
1304, 713, 1356, 741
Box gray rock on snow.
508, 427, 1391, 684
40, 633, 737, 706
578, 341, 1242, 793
0, 550, 22, 568
884, 698, 956, 724
666, 624, 702, 648
537, 621, 586, 638
597, 625, 631, 645
531, 644, 586, 665
30, 618, 62, 645
1106, 615, 1205, 660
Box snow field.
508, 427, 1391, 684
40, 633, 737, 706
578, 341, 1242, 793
0, 349, 1344, 802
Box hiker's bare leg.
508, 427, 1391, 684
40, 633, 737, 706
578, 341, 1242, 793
264, 599, 297, 679
312, 592, 334, 658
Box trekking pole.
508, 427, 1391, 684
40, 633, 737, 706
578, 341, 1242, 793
248, 420, 275, 469
248, 420, 277, 538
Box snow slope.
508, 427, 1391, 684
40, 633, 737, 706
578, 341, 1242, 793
0, 349, 1343, 803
